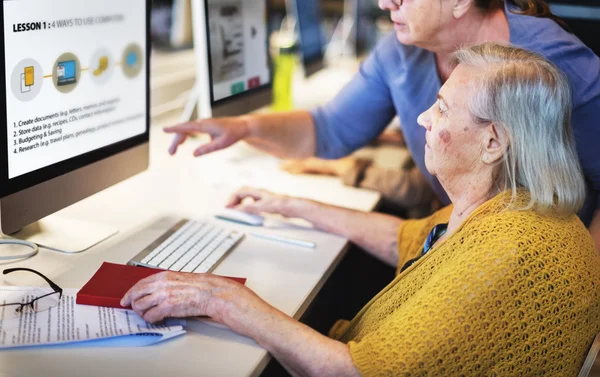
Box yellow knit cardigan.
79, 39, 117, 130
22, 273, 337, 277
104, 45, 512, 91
330, 191, 600, 376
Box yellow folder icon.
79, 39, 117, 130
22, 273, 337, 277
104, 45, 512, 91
93, 56, 109, 76
24, 66, 34, 86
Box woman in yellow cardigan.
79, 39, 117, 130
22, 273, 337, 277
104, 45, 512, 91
122, 43, 600, 376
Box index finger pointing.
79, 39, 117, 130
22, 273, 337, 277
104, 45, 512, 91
164, 122, 206, 134
169, 133, 187, 155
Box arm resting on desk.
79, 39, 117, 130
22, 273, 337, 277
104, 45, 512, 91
227, 187, 403, 267
283, 159, 436, 212
122, 272, 361, 377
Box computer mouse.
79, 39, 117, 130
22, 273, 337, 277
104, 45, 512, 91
215, 208, 264, 226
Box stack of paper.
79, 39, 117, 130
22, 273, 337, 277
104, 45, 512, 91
0, 287, 185, 349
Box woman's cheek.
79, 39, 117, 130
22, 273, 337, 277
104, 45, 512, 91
438, 130, 452, 144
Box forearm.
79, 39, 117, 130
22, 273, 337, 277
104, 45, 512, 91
284, 198, 403, 267
243, 111, 316, 159
590, 209, 600, 254
221, 300, 359, 377
123, 272, 359, 377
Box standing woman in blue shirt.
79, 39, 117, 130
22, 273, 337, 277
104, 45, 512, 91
166, 0, 600, 250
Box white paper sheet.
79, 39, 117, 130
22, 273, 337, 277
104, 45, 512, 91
0, 287, 185, 349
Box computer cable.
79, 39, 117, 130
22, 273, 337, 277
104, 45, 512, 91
0, 239, 39, 261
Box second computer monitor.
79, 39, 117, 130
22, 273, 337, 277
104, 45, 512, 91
198, 0, 272, 118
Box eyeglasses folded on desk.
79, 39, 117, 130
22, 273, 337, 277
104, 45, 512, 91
0, 267, 185, 350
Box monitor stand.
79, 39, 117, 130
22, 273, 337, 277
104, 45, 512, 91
11, 216, 118, 254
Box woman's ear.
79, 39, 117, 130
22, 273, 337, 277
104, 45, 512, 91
453, 0, 476, 19
482, 123, 507, 165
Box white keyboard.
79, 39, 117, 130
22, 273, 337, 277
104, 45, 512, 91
128, 219, 244, 273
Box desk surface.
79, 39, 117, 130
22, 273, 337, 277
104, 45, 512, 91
0, 114, 379, 377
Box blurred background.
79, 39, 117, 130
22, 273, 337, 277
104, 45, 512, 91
149, 0, 393, 121
150, 0, 390, 53
149, 0, 600, 122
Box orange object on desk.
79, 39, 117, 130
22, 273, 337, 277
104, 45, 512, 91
77, 262, 246, 309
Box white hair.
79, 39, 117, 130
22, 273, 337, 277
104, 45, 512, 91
451, 43, 585, 215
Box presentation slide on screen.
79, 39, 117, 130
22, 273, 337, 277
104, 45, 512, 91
3, 0, 147, 179
207, 0, 270, 102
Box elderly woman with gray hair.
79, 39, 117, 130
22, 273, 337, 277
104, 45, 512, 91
123, 44, 600, 376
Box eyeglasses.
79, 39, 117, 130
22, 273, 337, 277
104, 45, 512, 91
0, 268, 63, 320
400, 223, 448, 273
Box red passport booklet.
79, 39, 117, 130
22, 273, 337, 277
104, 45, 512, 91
76, 262, 247, 309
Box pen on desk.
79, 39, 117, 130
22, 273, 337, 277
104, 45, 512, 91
251, 232, 316, 249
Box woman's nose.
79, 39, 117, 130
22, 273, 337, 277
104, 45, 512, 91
417, 109, 432, 131
378, 0, 400, 11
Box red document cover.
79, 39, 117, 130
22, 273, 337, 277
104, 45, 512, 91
76, 262, 247, 309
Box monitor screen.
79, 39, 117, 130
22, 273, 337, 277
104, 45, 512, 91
1, 0, 149, 195
205, 0, 271, 105
294, 0, 325, 76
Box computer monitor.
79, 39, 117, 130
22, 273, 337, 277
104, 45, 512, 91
292, 0, 326, 77
191, 0, 272, 118
0, 0, 150, 251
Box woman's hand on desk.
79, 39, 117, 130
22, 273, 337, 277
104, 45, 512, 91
226, 186, 403, 267
120, 271, 272, 331
225, 187, 308, 218
164, 117, 251, 157
121, 271, 361, 377
281, 157, 357, 177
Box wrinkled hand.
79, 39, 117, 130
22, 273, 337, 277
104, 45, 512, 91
281, 157, 357, 177
225, 186, 299, 217
164, 117, 250, 157
120, 271, 254, 324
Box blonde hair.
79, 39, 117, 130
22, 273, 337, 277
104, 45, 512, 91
451, 43, 585, 215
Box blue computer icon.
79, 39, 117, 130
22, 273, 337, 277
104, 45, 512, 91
56, 60, 77, 86
127, 52, 138, 67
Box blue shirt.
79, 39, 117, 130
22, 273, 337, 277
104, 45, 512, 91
311, 3, 600, 225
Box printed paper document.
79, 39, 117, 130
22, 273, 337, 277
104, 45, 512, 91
0, 287, 185, 349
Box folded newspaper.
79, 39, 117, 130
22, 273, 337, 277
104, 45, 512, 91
0, 287, 185, 349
